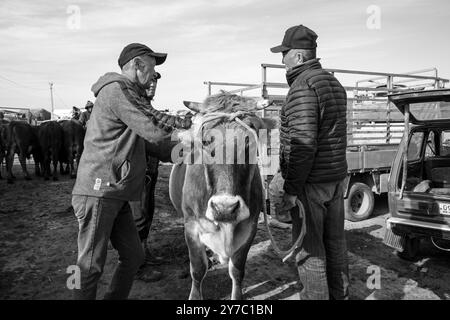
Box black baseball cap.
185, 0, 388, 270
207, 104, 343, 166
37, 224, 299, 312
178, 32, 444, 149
118, 43, 167, 68
270, 25, 318, 53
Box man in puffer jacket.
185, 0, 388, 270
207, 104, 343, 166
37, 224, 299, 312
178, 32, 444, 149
271, 25, 349, 300
71, 43, 191, 300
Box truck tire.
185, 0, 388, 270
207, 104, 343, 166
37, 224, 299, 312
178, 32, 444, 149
397, 236, 420, 261
344, 182, 375, 222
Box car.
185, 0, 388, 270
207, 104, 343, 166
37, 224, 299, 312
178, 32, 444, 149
384, 88, 450, 260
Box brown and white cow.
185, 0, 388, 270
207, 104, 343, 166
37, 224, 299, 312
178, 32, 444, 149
4, 121, 42, 183
169, 93, 275, 300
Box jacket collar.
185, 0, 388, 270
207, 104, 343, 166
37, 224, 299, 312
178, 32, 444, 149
286, 58, 322, 87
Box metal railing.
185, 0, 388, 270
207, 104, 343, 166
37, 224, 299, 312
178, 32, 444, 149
204, 64, 449, 146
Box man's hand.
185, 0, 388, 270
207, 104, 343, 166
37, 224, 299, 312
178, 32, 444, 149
279, 192, 297, 213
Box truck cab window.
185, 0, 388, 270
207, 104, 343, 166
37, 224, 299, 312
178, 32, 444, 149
407, 131, 424, 161
425, 131, 437, 157
441, 130, 450, 157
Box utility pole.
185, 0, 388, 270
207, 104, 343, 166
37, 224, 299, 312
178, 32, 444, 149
49, 82, 54, 120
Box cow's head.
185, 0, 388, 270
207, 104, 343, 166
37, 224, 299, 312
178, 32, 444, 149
181, 92, 277, 225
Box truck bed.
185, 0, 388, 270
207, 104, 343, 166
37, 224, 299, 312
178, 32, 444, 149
347, 144, 399, 172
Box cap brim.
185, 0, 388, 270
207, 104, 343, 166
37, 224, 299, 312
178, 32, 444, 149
148, 52, 167, 65
270, 45, 290, 53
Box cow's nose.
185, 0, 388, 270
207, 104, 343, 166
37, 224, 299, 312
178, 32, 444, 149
210, 197, 240, 222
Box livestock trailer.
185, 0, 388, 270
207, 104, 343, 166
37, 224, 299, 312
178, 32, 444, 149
204, 65, 449, 221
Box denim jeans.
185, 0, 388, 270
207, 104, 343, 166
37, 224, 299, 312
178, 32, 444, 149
130, 157, 159, 242
72, 195, 144, 300
291, 180, 349, 300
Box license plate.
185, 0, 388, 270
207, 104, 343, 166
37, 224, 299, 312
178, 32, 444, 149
438, 202, 450, 215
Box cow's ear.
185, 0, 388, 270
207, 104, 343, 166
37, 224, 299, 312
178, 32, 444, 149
261, 117, 279, 130
183, 101, 203, 113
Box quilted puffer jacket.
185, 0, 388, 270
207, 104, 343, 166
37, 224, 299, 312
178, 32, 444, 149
280, 59, 348, 195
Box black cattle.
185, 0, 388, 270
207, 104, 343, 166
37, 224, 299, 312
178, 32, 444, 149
38, 121, 64, 181
0, 121, 9, 179
59, 119, 85, 178
4, 121, 42, 183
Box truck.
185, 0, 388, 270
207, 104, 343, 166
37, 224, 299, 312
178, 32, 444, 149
0, 106, 52, 125
204, 65, 449, 221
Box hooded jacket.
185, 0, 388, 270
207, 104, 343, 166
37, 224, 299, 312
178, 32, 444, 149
72, 72, 189, 201
280, 59, 348, 195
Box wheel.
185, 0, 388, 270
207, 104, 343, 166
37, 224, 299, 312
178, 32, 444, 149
397, 236, 420, 261
344, 182, 375, 222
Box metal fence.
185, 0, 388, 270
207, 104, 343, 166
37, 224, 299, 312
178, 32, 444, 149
205, 65, 449, 147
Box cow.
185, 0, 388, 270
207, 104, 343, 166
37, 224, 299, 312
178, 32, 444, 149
4, 121, 42, 183
38, 121, 64, 181
0, 122, 8, 179
169, 93, 276, 300
59, 119, 85, 178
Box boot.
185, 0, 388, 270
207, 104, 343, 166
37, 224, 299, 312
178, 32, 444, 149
142, 241, 165, 266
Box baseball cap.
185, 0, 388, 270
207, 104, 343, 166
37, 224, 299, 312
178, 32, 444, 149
118, 43, 167, 68
270, 25, 318, 53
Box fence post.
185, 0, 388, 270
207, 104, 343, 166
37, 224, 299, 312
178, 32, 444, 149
386, 75, 393, 144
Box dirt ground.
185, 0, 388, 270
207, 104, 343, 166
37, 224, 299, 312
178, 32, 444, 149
1, 163, 449, 300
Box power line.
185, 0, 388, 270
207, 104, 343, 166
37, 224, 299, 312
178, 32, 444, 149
0, 74, 47, 91
0, 83, 47, 97
54, 90, 69, 109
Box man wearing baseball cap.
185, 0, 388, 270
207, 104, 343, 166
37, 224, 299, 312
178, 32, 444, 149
71, 43, 191, 299
79, 100, 94, 128
130, 71, 166, 282
271, 25, 349, 299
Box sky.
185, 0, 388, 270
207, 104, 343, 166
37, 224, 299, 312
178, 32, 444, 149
0, 0, 449, 116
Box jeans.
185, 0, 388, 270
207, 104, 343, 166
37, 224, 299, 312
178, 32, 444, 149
130, 157, 159, 242
291, 180, 349, 300
72, 195, 144, 300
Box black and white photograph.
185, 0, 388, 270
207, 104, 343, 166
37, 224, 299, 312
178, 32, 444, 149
0, 0, 450, 305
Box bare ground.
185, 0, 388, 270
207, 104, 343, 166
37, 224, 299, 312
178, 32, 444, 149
0, 164, 449, 300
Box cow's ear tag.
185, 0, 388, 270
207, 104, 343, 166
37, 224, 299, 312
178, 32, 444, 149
93, 178, 102, 191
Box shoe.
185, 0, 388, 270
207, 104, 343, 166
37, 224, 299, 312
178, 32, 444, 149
268, 216, 291, 229
136, 268, 163, 282
144, 252, 165, 266
276, 210, 292, 224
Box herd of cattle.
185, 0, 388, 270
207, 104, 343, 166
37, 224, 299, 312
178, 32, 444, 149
0, 119, 85, 183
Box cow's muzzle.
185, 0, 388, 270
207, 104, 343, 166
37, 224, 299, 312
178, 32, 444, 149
206, 195, 249, 223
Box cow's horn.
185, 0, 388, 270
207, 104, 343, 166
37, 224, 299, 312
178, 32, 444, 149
183, 101, 202, 113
